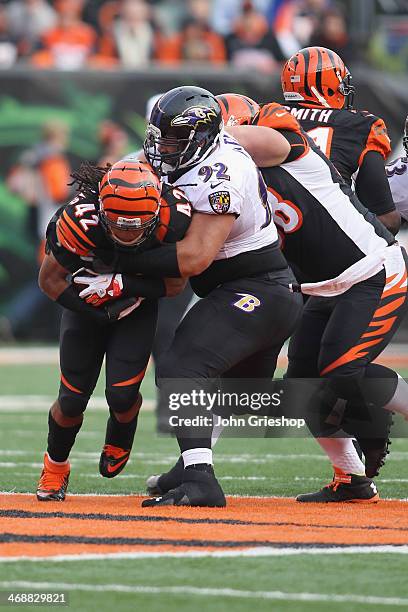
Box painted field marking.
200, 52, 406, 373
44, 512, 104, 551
0, 581, 407, 606
2, 546, 408, 563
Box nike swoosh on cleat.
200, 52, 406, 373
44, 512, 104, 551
106, 455, 129, 473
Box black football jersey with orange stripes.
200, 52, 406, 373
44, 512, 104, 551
46, 184, 192, 273
283, 102, 391, 186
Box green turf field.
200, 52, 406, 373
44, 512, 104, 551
1, 358, 408, 611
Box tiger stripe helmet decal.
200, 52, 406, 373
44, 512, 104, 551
99, 160, 162, 247
281, 46, 355, 110
216, 93, 260, 126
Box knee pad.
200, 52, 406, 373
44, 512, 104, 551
58, 388, 89, 418
106, 385, 141, 414
321, 372, 363, 403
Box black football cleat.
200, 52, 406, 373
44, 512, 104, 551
99, 444, 130, 478
146, 455, 184, 495
357, 437, 392, 479
296, 467, 379, 503
142, 465, 226, 508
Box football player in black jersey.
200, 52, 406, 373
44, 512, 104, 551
281, 46, 400, 236
36, 160, 191, 501
226, 94, 408, 502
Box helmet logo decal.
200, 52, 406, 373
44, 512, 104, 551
171, 106, 217, 127
117, 217, 142, 227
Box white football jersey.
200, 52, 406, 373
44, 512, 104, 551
386, 156, 408, 221
172, 130, 277, 259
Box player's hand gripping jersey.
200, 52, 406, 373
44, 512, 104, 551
253, 103, 397, 289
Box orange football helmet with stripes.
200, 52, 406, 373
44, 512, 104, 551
281, 46, 355, 110
216, 93, 260, 126
99, 159, 162, 247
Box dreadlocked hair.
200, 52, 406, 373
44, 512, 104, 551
69, 161, 112, 204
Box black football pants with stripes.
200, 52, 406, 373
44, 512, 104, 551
157, 271, 303, 452
286, 248, 408, 436
58, 299, 158, 418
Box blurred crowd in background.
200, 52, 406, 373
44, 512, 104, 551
0, 0, 408, 342
0, 0, 406, 72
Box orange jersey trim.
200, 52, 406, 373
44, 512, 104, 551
63, 210, 97, 248
358, 118, 391, 167
56, 219, 88, 255
256, 103, 303, 134
156, 197, 171, 242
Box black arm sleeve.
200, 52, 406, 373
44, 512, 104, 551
278, 129, 309, 163
355, 151, 396, 216
56, 286, 109, 322
122, 275, 166, 298
116, 243, 182, 278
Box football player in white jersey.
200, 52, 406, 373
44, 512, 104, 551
386, 115, 408, 222
109, 86, 303, 507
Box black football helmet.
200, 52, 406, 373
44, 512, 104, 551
403, 115, 408, 157
144, 86, 223, 176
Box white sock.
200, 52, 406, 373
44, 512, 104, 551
383, 374, 408, 418
182, 448, 213, 467
316, 436, 365, 475
46, 452, 69, 466
211, 421, 225, 447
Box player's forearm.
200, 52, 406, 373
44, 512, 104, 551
378, 210, 401, 235
38, 254, 70, 300
227, 125, 291, 166
120, 275, 167, 298
116, 244, 182, 278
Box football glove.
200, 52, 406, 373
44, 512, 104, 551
104, 296, 144, 321
73, 271, 124, 306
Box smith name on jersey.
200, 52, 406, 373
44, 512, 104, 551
283, 103, 391, 186
46, 184, 192, 274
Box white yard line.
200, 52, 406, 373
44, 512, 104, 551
0, 547, 408, 562
0, 397, 155, 411
0, 581, 407, 605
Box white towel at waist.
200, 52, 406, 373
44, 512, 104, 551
290, 243, 402, 297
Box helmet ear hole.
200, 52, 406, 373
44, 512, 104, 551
327, 88, 334, 96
